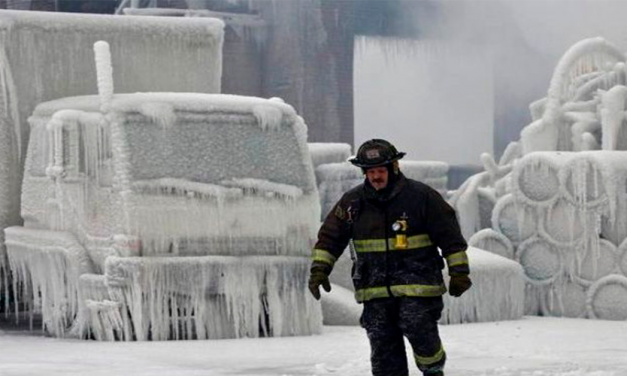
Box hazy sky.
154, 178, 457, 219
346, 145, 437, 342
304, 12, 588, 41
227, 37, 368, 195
354, 0, 627, 165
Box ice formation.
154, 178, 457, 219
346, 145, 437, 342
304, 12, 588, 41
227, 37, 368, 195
307, 142, 352, 170
451, 37, 627, 320
4, 37, 322, 339
442, 247, 525, 324
0, 10, 225, 308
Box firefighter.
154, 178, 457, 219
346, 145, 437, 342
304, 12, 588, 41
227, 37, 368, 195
308, 139, 472, 376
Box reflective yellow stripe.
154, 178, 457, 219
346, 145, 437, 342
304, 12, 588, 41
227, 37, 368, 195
354, 283, 446, 302
354, 286, 390, 301
446, 250, 469, 267
353, 234, 432, 253
415, 343, 445, 366
311, 249, 337, 266
390, 284, 447, 297
353, 239, 387, 252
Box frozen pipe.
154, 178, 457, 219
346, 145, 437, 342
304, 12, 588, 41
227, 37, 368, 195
600, 85, 627, 151
93, 41, 114, 112
494, 173, 512, 199
511, 153, 564, 206
468, 228, 514, 260
586, 274, 627, 320
571, 239, 618, 287
573, 70, 621, 102
449, 171, 491, 240
541, 198, 588, 246
602, 198, 627, 253
529, 97, 547, 122
544, 37, 624, 127
498, 141, 522, 166
477, 187, 496, 230
491, 194, 537, 245
543, 280, 588, 318
580, 132, 601, 151
516, 236, 562, 286
619, 238, 627, 277
560, 154, 608, 210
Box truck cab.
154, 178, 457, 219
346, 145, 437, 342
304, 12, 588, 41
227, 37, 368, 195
9, 92, 322, 340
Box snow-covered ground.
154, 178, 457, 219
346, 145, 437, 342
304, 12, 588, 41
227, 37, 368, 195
1, 316, 626, 376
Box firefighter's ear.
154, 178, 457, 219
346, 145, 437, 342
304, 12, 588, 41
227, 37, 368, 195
393, 161, 400, 175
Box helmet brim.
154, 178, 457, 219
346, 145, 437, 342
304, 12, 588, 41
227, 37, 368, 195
348, 152, 406, 168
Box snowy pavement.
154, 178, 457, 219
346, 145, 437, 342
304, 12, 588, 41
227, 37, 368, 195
1, 316, 627, 376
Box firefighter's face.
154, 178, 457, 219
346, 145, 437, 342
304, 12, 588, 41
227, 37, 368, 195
366, 166, 388, 190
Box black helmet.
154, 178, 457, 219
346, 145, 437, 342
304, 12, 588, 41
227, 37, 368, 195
349, 139, 406, 168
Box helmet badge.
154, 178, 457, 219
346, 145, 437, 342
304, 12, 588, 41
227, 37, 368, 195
365, 149, 380, 159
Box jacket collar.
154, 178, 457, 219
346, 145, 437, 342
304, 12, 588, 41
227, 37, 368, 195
363, 172, 406, 203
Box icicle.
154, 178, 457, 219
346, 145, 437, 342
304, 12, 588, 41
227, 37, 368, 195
252, 104, 283, 131
103, 255, 322, 340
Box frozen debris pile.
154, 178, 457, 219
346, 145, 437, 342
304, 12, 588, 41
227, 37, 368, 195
325, 247, 525, 325
6, 85, 322, 339
0, 10, 225, 307
307, 142, 352, 170
441, 247, 525, 324
455, 37, 627, 320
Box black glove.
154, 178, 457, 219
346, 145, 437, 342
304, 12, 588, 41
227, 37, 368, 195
308, 267, 331, 300
448, 274, 472, 297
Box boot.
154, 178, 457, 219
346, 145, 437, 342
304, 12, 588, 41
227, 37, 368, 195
423, 371, 443, 376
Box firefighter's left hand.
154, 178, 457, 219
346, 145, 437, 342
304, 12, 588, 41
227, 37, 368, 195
448, 274, 472, 297
308, 267, 331, 300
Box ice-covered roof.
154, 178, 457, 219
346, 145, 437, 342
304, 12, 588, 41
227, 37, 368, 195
0, 9, 224, 35
32, 93, 297, 119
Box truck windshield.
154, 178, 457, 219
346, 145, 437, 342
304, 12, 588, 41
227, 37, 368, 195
120, 113, 313, 193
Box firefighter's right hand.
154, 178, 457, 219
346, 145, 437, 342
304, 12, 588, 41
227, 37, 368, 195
308, 267, 331, 300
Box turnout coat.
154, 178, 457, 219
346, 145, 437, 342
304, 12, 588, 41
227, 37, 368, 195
312, 173, 469, 302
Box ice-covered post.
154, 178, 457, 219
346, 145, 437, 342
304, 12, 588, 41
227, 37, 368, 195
93, 41, 114, 112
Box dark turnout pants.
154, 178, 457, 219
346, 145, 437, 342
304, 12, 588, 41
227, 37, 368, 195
361, 296, 446, 376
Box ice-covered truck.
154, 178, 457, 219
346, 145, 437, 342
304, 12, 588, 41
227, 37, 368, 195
0, 9, 224, 314
5, 42, 322, 341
